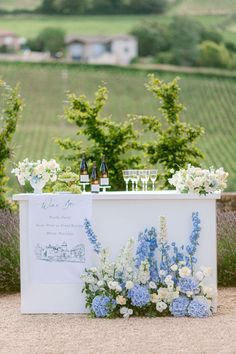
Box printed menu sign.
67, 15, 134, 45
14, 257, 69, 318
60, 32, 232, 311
28, 194, 93, 283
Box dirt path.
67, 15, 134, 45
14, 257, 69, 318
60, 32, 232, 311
0, 288, 236, 354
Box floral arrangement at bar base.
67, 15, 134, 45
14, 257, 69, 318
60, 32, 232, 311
81, 213, 214, 318
52, 168, 81, 194
12, 158, 60, 193
168, 165, 228, 195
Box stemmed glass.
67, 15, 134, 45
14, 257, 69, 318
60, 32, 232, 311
130, 170, 140, 191
149, 169, 158, 191
122, 170, 130, 192
139, 170, 147, 191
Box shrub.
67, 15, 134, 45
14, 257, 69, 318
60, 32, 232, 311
217, 211, 236, 287
0, 210, 20, 293
0, 81, 22, 209
198, 41, 234, 69
140, 75, 204, 188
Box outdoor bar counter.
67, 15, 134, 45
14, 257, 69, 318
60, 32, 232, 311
13, 191, 220, 313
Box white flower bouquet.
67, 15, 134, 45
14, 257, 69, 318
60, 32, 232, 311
12, 158, 60, 193
168, 165, 228, 195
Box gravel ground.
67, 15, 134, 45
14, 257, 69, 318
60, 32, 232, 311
0, 288, 236, 354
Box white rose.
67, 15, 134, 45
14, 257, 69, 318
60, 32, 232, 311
125, 281, 134, 290
195, 271, 204, 281
179, 266, 191, 278
156, 301, 167, 313
170, 264, 178, 272
116, 295, 126, 305
200, 266, 212, 277
167, 282, 174, 291
149, 281, 157, 289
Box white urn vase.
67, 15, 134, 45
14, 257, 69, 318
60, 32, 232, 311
30, 178, 46, 194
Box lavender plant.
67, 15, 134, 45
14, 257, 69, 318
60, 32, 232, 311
217, 211, 236, 286
0, 210, 20, 293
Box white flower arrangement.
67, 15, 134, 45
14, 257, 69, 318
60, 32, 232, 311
12, 158, 60, 190
168, 165, 228, 195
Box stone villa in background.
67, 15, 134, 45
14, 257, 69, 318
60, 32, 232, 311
65, 34, 138, 65
0, 30, 25, 51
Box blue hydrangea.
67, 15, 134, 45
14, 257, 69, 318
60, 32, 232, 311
170, 296, 190, 317
128, 284, 150, 307
188, 297, 211, 318
178, 277, 199, 294
91, 295, 111, 317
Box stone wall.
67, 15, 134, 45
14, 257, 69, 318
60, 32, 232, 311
217, 193, 236, 212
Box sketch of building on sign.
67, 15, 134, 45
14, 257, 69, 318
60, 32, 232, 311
35, 242, 85, 263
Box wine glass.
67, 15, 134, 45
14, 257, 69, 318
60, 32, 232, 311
134, 170, 140, 192
129, 170, 136, 192
149, 169, 158, 191
139, 170, 147, 191
144, 170, 150, 191
122, 170, 130, 192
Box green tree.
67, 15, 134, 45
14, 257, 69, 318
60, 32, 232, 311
131, 21, 170, 57
140, 75, 204, 188
198, 40, 234, 69
0, 81, 22, 209
168, 17, 203, 66
56, 86, 142, 190
31, 27, 65, 56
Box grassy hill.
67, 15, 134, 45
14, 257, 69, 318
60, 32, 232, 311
0, 62, 235, 191
169, 0, 236, 15
0, 0, 40, 11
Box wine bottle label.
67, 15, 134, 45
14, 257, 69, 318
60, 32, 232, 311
80, 174, 89, 182
91, 184, 100, 193
100, 177, 109, 186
